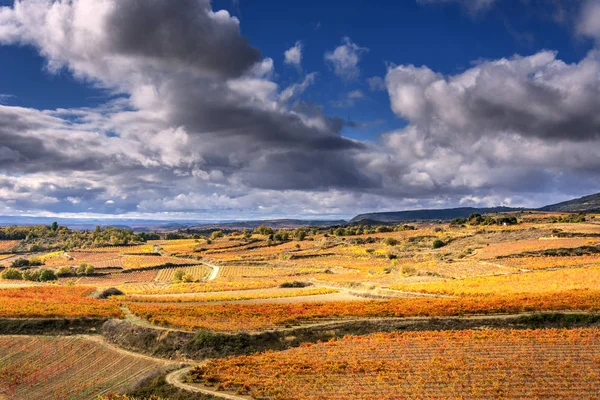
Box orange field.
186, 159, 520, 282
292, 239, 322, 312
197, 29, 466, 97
191, 328, 600, 399
121, 277, 287, 295
126, 289, 600, 332
120, 287, 338, 303
0, 286, 122, 318
0, 336, 167, 400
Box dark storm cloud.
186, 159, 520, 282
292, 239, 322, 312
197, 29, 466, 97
106, 0, 261, 78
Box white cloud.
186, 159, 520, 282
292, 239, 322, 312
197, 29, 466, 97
284, 41, 303, 68
367, 76, 386, 91
324, 37, 368, 81
577, 0, 600, 42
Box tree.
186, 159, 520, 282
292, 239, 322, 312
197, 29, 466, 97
173, 268, 185, 282
51, 221, 59, 232
77, 263, 92, 275
254, 225, 274, 235
0, 268, 22, 280
432, 239, 445, 249
210, 230, 224, 240
38, 269, 57, 282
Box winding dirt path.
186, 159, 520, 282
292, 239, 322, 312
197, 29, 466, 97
201, 261, 221, 281
166, 366, 250, 400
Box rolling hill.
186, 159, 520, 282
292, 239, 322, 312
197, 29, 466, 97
350, 207, 523, 223
539, 192, 600, 213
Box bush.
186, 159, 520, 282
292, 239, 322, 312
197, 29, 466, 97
77, 263, 91, 275
173, 268, 185, 282
254, 225, 274, 235
38, 269, 57, 282
85, 264, 95, 275
450, 218, 467, 226
94, 287, 124, 299
10, 258, 30, 268
279, 281, 312, 288
56, 266, 73, 277
0, 268, 22, 280
383, 238, 399, 246
210, 230, 224, 240
22, 269, 41, 281
401, 265, 417, 276
432, 239, 445, 249
182, 273, 194, 283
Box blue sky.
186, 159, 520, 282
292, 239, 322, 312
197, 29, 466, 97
0, 0, 600, 220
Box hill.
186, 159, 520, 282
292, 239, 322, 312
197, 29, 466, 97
539, 192, 600, 213
350, 207, 523, 223
190, 219, 347, 230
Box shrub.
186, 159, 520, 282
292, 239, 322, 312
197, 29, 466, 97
0, 268, 22, 280
401, 265, 417, 276
10, 258, 30, 268
254, 225, 274, 235
432, 239, 445, 249
38, 269, 57, 282
56, 266, 72, 277
77, 263, 91, 275
22, 269, 41, 281
94, 287, 124, 299
173, 268, 185, 282
85, 264, 95, 275
383, 238, 399, 246
210, 230, 224, 240
279, 281, 312, 288
182, 273, 194, 283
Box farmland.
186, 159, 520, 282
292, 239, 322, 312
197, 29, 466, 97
2, 214, 600, 398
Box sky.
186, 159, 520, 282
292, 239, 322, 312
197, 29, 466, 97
0, 0, 600, 221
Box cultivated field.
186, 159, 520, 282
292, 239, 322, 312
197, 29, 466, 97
2, 213, 600, 398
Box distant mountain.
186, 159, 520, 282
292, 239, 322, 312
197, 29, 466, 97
539, 192, 600, 213
350, 207, 524, 223
189, 219, 346, 230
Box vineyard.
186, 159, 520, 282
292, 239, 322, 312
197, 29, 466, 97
0, 286, 122, 318
154, 265, 210, 282
191, 328, 600, 399
1, 215, 600, 398
390, 265, 600, 295
0, 336, 169, 400
121, 255, 198, 270
125, 289, 600, 331
120, 287, 338, 304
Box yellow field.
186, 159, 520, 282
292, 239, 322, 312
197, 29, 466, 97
391, 265, 600, 295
